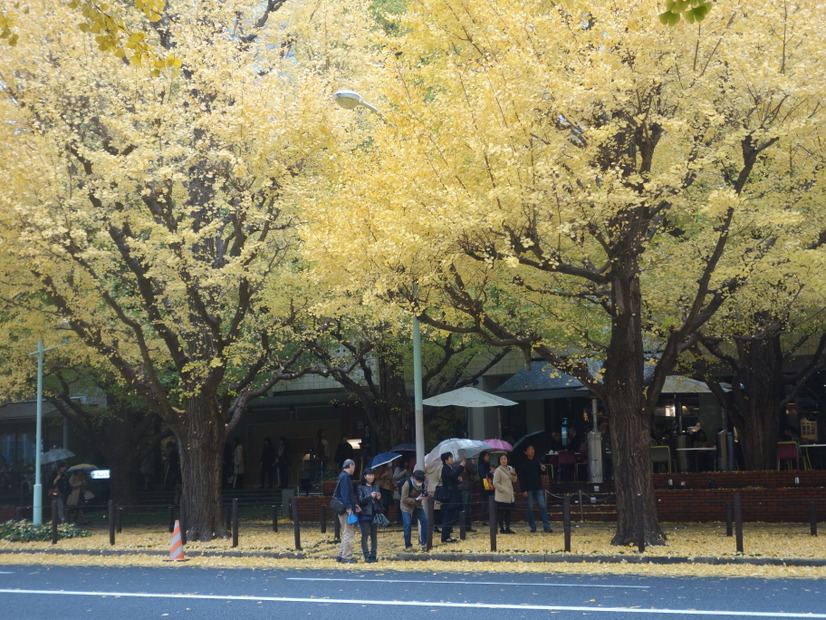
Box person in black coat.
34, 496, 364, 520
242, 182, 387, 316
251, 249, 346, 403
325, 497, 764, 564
439, 452, 465, 543
260, 436, 276, 488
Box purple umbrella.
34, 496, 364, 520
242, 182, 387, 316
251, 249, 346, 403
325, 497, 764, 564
484, 439, 513, 452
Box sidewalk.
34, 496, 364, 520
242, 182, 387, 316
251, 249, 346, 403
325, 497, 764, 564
1, 522, 825, 576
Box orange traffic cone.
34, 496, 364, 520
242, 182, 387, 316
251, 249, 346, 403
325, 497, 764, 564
166, 519, 187, 561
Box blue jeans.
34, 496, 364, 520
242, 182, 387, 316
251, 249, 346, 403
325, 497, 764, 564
402, 508, 428, 547
526, 489, 551, 531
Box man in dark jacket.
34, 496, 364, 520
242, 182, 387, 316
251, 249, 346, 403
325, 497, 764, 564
335, 459, 358, 563
439, 452, 465, 543
515, 444, 552, 532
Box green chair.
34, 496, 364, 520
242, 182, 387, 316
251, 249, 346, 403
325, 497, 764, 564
650, 445, 673, 473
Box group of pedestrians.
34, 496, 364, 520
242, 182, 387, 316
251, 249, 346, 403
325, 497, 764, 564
332, 440, 553, 563
46, 461, 91, 524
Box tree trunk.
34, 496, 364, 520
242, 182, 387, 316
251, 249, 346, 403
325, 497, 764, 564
604, 252, 665, 546
177, 394, 228, 541
728, 336, 784, 470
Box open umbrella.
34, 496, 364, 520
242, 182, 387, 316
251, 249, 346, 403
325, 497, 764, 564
40, 448, 75, 465
370, 452, 402, 468
483, 439, 513, 452
67, 463, 98, 472
422, 386, 517, 408
512, 431, 555, 460
390, 443, 416, 455
426, 438, 492, 464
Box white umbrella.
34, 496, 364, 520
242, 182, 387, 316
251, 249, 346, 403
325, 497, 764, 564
40, 448, 75, 465
426, 438, 493, 465
422, 386, 517, 408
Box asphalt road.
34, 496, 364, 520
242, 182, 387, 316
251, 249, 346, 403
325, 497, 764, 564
1, 564, 825, 619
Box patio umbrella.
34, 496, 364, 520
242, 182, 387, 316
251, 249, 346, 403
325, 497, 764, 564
370, 452, 402, 468
512, 431, 555, 460
426, 438, 493, 464
40, 448, 75, 465
67, 463, 98, 472
483, 439, 513, 452
422, 387, 517, 408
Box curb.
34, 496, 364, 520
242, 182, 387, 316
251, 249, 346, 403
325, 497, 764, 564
2, 548, 824, 567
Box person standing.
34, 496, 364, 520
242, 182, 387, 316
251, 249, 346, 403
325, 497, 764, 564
275, 436, 290, 489
360, 425, 375, 470
439, 452, 465, 543
335, 459, 358, 563
492, 453, 517, 534
260, 436, 276, 489
458, 456, 477, 532
233, 437, 245, 489
313, 429, 329, 482
400, 470, 429, 551
334, 435, 354, 469
477, 450, 495, 525
66, 469, 89, 524
515, 444, 552, 533
356, 468, 383, 563
48, 461, 71, 523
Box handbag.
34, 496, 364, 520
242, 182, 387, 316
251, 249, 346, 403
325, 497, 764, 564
373, 513, 390, 527
329, 478, 346, 514
433, 485, 447, 502
482, 478, 494, 492
83, 490, 95, 501
346, 512, 358, 525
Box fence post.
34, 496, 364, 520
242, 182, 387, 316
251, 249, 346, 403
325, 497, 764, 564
459, 509, 466, 540
108, 500, 115, 546
810, 501, 818, 537
321, 505, 327, 534
426, 499, 434, 551
232, 498, 239, 548
333, 508, 340, 539
635, 494, 645, 553
488, 495, 497, 552
291, 499, 302, 551
179, 498, 187, 546
51, 499, 58, 545
117, 506, 123, 534
272, 505, 279, 532
725, 501, 732, 536
734, 492, 744, 553
168, 506, 175, 533
563, 496, 571, 552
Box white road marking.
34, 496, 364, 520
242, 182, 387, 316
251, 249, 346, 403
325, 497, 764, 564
287, 576, 650, 589
0, 589, 824, 617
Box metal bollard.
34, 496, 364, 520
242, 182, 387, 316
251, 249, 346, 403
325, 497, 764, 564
734, 493, 743, 553
232, 498, 239, 548
117, 506, 123, 534
725, 501, 732, 536
292, 499, 302, 551
488, 495, 497, 552
426, 499, 435, 551
51, 499, 58, 545
272, 505, 279, 532
810, 501, 818, 537
168, 506, 175, 533
635, 494, 645, 553
179, 499, 187, 546
321, 505, 327, 534
459, 509, 466, 540
108, 500, 115, 546
563, 496, 571, 552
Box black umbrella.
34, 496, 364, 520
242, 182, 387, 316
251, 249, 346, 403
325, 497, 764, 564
511, 431, 554, 462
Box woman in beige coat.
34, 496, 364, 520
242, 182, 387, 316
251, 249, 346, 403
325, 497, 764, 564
492, 453, 517, 534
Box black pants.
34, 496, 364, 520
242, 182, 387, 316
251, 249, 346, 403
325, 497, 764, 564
359, 519, 378, 558
441, 501, 458, 541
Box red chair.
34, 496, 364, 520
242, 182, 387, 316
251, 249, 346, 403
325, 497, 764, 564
558, 450, 577, 481
776, 441, 800, 470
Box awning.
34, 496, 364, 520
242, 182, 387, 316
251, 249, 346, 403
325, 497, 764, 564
494, 361, 589, 401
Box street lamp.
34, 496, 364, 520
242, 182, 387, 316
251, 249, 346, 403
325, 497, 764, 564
29, 337, 62, 525
332, 90, 425, 471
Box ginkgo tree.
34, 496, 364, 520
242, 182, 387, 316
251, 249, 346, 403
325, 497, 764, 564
304, 0, 826, 545
0, 0, 361, 540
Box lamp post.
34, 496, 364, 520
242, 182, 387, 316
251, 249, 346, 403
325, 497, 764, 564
332, 90, 425, 470
29, 337, 66, 525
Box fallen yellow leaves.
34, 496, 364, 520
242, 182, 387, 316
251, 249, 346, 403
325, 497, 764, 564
0, 521, 823, 579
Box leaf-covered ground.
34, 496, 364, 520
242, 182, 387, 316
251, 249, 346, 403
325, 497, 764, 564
1, 521, 824, 579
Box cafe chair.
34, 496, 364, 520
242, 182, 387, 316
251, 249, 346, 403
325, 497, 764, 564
557, 450, 577, 481
776, 441, 801, 470
650, 445, 673, 473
